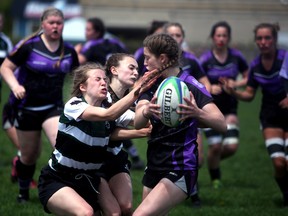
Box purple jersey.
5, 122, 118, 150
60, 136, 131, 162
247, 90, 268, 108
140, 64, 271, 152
280, 50, 288, 80
249, 49, 288, 130
181, 51, 206, 81
81, 38, 128, 66
280, 51, 288, 93
200, 48, 249, 114
8, 34, 79, 109
248, 49, 287, 105
138, 70, 213, 172
200, 48, 248, 84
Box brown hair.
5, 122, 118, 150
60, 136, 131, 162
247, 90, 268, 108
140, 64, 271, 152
253, 22, 280, 42
105, 53, 135, 81
143, 33, 180, 67
210, 21, 231, 41
163, 22, 185, 38
71, 62, 105, 97
87, 17, 106, 39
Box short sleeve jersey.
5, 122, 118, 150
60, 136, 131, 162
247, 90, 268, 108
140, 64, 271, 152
280, 50, 288, 80
7, 34, 79, 108
49, 97, 114, 173
180, 51, 206, 81
247, 49, 287, 106
138, 70, 213, 171
81, 38, 128, 66
49, 96, 132, 173
200, 48, 249, 113
200, 48, 248, 84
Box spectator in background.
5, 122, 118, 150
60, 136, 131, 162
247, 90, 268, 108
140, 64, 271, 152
0, 7, 79, 203
221, 23, 288, 207
199, 21, 249, 189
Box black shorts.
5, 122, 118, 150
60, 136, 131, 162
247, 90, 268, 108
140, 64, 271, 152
142, 168, 198, 197
38, 165, 101, 214
98, 150, 131, 181
2, 102, 16, 130
260, 105, 288, 131
15, 106, 63, 131
213, 93, 238, 115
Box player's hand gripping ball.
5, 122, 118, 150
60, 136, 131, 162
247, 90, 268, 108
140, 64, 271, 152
156, 76, 190, 127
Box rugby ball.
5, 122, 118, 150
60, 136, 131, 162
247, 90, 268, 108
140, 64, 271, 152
156, 76, 190, 127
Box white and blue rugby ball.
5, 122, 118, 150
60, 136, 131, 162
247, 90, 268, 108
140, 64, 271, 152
156, 76, 190, 127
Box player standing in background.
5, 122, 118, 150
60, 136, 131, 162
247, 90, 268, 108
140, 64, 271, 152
75, 17, 128, 65
221, 23, 288, 207
199, 21, 249, 189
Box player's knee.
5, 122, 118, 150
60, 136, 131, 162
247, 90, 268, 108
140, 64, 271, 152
209, 144, 222, 155
223, 124, 239, 145
102, 206, 121, 216
204, 128, 222, 145
80, 206, 94, 216
222, 144, 238, 156
273, 157, 287, 176
265, 138, 285, 159
118, 201, 132, 216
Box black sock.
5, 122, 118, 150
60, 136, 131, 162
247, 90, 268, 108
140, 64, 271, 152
275, 174, 288, 202
16, 159, 36, 196
209, 168, 221, 180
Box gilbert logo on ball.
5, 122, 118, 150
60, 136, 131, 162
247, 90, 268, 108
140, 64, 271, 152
156, 76, 190, 127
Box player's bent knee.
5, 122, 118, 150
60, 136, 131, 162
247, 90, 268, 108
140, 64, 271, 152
265, 138, 285, 159
223, 124, 239, 145
81, 206, 95, 216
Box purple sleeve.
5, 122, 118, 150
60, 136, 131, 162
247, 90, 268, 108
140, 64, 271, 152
280, 51, 288, 79
230, 48, 249, 73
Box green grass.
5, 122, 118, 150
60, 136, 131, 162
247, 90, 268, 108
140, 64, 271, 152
0, 81, 287, 216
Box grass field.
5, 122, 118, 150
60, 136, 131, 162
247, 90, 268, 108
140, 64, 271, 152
0, 80, 287, 216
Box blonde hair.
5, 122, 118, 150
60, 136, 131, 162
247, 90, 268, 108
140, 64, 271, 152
11, 7, 65, 68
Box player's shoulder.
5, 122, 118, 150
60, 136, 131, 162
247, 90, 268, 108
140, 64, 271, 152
199, 50, 212, 63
